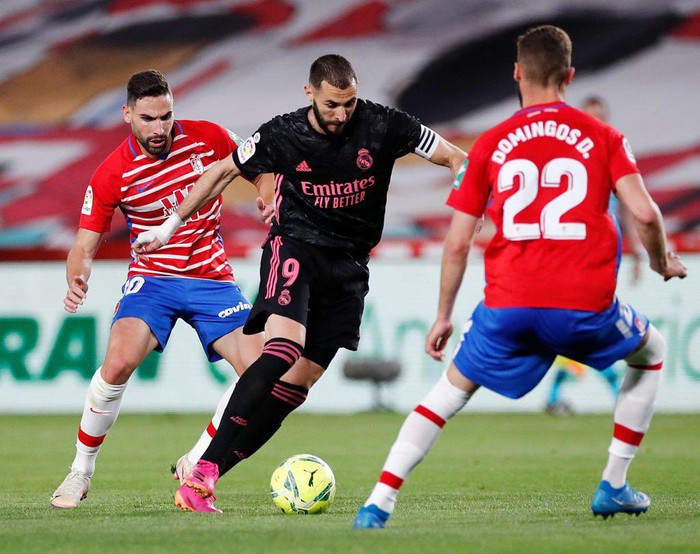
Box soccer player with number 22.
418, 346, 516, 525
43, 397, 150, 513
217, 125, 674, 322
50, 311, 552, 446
354, 25, 687, 529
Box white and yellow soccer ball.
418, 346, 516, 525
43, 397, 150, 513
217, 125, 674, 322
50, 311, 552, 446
270, 454, 336, 514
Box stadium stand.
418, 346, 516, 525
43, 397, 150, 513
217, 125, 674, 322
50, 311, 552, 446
0, 0, 699, 259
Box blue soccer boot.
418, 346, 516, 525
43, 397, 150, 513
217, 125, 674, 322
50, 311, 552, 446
592, 480, 650, 519
353, 504, 390, 529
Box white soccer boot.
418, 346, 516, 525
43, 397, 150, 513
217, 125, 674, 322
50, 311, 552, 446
171, 454, 194, 485
50, 470, 91, 509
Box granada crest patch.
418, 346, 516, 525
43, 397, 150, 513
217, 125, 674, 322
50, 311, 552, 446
189, 153, 204, 175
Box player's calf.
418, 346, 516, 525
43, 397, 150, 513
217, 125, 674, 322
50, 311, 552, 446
602, 325, 665, 488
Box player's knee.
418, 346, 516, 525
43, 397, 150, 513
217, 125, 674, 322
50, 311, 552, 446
301, 345, 339, 371
100, 358, 137, 384
261, 338, 304, 374
88, 368, 126, 403
624, 324, 665, 369
283, 356, 328, 389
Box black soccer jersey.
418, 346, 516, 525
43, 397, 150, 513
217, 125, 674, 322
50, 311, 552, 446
232, 99, 423, 254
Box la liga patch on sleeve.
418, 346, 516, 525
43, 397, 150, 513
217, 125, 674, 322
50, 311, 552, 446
81, 185, 93, 215
237, 137, 256, 164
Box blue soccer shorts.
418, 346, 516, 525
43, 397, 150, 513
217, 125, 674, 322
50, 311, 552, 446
452, 298, 649, 399
112, 276, 252, 362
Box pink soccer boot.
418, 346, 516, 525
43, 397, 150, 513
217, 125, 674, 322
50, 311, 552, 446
174, 484, 222, 513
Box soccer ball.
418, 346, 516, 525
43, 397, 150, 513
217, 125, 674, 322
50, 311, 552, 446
270, 454, 336, 514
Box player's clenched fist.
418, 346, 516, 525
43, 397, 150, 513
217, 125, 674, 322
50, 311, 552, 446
131, 213, 183, 257
425, 318, 454, 362
660, 251, 688, 282
256, 196, 275, 225
64, 275, 88, 313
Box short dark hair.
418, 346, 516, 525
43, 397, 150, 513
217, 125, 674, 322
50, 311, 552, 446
126, 70, 171, 106
517, 25, 572, 87
309, 54, 357, 89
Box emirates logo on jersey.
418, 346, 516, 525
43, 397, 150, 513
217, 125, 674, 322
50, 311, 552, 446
356, 148, 373, 170
189, 154, 204, 175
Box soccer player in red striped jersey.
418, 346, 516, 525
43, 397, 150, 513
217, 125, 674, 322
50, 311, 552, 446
354, 26, 687, 528
50, 70, 270, 511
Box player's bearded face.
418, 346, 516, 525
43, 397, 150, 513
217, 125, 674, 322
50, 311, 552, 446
310, 81, 358, 136
125, 95, 175, 157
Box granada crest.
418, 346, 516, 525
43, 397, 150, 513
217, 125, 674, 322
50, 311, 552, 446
189, 153, 204, 175
356, 148, 373, 170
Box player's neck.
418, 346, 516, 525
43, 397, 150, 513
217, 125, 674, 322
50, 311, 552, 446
519, 84, 566, 109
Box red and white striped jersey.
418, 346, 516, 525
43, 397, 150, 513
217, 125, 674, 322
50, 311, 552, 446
79, 120, 240, 281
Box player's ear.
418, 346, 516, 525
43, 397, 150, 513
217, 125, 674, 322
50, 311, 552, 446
513, 62, 521, 82
565, 67, 575, 85
303, 84, 314, 103
122, 104, 131, 124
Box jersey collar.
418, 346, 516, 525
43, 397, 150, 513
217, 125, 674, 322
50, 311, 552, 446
127, 135, 140, 158
514, 102, 570, 117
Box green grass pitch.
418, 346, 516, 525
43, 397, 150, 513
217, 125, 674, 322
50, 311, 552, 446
2, 412, 699, 553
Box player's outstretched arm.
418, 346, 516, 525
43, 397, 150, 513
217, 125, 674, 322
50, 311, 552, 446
253, 173, 276, 225
64, 228, 102, 313
426, 135, 468, 181
132, 155, 242, 253
426, 211, 480, 361
615, 173, 687, 281
618, 202, 645, 284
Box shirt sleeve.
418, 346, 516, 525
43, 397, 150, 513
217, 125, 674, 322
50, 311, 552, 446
609, 128, 640, 185
385, 107, 422, 158
446, 138, 490, 217
78, 167, 120, 233
215, 124, 242, 156
232, 120, 278, 180
193, 120, 240, 160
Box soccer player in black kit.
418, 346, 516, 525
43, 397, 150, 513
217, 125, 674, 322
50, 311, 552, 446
134, 54, 467, 512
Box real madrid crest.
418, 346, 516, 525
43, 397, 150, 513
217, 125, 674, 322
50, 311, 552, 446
356, 148, 373, 170
278, 289, 292, 306
189, 153, 204, 175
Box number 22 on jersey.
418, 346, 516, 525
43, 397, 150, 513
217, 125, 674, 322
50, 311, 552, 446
498, 157, 587, 241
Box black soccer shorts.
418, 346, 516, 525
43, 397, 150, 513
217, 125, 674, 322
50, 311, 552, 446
243, 234, 370, 351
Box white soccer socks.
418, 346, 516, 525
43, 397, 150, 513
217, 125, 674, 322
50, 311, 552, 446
603, 325, 665, 487
71, 368, 127, 476
185, 381, 237, 464
364, 371, 472, 514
